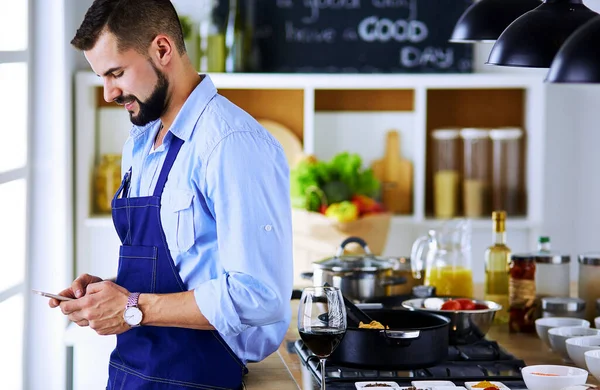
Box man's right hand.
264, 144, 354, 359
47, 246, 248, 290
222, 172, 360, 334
48, 273, 103, 308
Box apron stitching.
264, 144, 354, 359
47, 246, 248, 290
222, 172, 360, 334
120, 255, 156, 259
210, 331, 245, 370
156, 204, 187, 291
110, 361, 230, 389
118, 372, 127, 390
111, 204, 160, 210
124, 196, 132, 245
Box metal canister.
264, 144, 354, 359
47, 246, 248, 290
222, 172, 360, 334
541, 297, 586, 319
578, 253, 600, 322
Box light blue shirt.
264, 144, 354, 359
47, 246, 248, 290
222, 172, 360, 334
120, 75, 293, 364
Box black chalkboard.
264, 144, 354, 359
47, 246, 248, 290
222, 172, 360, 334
250, 0, 474, 73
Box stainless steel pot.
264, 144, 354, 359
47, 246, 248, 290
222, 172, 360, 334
301, 237, 407, 302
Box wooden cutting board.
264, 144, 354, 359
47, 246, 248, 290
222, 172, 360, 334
371, 130, 413, 214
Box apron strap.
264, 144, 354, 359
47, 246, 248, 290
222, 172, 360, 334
153, 135, 185, 198
114, 167, 132, 200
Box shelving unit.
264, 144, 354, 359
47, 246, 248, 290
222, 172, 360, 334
75, 71, 546, 279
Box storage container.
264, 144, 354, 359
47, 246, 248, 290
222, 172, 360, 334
460, 128, 491, 218
541, 297, 586, 319
534, 237, 571, 298
579, 253, 600, 322
490, 127, 525, 216
431, 129, 460, 218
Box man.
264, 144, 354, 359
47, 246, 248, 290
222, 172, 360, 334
50, 0, 293, 388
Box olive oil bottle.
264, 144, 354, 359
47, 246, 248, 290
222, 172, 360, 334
485, 211, 510, 324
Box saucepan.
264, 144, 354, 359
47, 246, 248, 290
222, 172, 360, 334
300, 237, 408, 302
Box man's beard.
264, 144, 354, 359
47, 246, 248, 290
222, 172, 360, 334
115, 64, 169, 126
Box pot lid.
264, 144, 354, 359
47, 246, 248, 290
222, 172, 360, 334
314, 255, 396, 272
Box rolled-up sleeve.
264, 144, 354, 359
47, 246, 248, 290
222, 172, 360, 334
194, 129, 294, 337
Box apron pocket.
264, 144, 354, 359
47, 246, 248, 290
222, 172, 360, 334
116, 245, 158, 294
162, 189, 196, 253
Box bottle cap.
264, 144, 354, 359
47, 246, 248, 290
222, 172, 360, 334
539, 236, 550, 243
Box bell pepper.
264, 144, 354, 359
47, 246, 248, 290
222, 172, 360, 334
325, 201, 359, 223
351, 194, 384, 215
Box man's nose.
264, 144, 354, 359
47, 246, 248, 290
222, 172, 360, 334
103, 81, 121, 103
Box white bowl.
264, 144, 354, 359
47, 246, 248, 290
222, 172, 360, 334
585, 349, 600, 382
548, 326, 600, 361
566, 335, 600, 368
536, 317, 591, 347
522, 364, 588, 390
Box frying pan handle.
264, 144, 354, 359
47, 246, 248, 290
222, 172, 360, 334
300, 272, 314, 280
336, 236, 371, 257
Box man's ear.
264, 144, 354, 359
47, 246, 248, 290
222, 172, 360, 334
151, 34, 174, 66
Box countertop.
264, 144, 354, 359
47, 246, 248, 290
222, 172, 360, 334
242, 286, 600, 390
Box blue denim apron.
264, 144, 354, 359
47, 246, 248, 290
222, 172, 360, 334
107, 135, 246, 389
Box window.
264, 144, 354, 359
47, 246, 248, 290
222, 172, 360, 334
0, 0, 29, 388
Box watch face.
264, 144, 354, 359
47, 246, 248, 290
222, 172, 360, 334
124, 306, 143, 326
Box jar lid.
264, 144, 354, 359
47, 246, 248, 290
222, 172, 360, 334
542, 297, 586, 313
511, 253, 536, 262
432, 129, 460, 140
460, 128, 490, 139
489, 127, 524, 140
579, 253, 600, 266
534, 251, 571, 264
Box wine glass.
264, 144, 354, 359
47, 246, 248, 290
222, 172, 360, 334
298, 286, 347, 390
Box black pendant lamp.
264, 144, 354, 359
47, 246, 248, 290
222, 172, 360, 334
546, 15, 600, 82
450, 0, 542, 43
487, 0, 598, 68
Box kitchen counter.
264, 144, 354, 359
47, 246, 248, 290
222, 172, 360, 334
243, 290, 600, 390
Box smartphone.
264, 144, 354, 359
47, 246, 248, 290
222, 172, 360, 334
32, 289, 74, 301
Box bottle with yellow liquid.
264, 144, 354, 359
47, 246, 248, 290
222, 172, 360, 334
485, 211, 510, 324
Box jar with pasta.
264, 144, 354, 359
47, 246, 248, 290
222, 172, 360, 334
509, 253, 537, 333
94, 154, 122, 214
460, 128, 491, 218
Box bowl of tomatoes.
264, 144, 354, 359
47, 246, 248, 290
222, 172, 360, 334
401, 297, 502, 345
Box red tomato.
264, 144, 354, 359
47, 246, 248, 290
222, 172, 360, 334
440, 300, 462, 311
474, 303, 489, 310
455, 298, 476, 310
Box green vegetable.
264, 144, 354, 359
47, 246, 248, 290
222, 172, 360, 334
290, 152, 381, 211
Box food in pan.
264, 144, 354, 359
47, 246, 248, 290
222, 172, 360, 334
531, 372, 559, 376
358, 320, 390, 329
363, 384, 393, 387
472, 380, 499, 388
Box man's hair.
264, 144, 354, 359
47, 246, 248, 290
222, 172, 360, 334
71, 0, 186, 55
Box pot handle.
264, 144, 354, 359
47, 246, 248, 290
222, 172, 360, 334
300, 272, 314, 280
383, 329, 420, 340
379, 276, 407, 286
336, 236, 371, 257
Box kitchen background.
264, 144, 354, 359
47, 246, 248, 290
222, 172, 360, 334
8, 0, 600, 389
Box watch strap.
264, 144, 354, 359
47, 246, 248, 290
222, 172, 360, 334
126, 292, 141, 309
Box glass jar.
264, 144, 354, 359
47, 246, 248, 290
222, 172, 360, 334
578, 253, 600, 322
541, 297, 586, 319
431, 128, 460, 219
94, 154, 122, 214
460, 128, 491, 218
509, 253, 537, 333
490, 127, 525, 216
534, 237, 571, 298
198, 1, 226, 72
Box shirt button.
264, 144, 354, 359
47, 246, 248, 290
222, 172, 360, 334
264, 225, 272, 232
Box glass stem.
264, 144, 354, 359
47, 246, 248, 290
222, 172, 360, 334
320, 358, 326, 390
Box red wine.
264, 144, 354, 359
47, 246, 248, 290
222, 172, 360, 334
299, 327, 345, 357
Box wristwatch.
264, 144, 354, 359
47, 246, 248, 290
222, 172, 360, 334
123, 292, 143, 327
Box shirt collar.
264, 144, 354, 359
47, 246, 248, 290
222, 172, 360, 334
129, 74, 218, 142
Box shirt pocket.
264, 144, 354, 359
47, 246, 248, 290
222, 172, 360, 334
162, 189, 196, 253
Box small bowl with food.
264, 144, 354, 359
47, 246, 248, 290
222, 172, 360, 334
401, 297, 502, 344
521, 364, 588, 390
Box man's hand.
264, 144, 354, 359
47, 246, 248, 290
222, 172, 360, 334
59, 280, 131, 336
48, 273, 103, 308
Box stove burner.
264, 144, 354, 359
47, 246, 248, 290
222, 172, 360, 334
294, 339, 527, 388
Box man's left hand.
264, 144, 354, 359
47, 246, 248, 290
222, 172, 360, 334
60, 281, 130, 335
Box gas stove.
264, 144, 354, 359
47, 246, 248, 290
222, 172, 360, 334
294, 338, 528, 389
